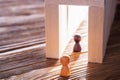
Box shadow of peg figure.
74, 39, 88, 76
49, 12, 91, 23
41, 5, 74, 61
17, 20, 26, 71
73, 35, 81, 52
60, 56, 70, 77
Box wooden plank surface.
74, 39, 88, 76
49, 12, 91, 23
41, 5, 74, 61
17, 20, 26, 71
0, 44, 46, 79
2, 4, 120, 80
0, 1, 120, 80
0, 0, 46, 79
3, 5, 120, 79
0, 0, 45, 53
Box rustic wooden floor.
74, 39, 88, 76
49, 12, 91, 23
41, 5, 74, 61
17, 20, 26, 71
0, 0, 45, 53
0, 0, 46, 79
0, 1, 120, 80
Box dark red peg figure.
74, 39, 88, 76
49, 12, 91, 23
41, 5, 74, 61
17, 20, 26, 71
73, 35, 81, 52
60, 56, 70, 77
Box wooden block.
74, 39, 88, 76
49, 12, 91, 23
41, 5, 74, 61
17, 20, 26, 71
88, 6, 104, 63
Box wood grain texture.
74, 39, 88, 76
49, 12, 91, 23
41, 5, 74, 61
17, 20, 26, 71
0, 44, 46, 79
68, 0, 104, 7
0, 0, 46, 79
3, 5, 120, 79
45, 0, 60, 58
0, 0, 45, 53
88, 0, 117, 63
88, 6, 104, 63
0, 0, 119, 79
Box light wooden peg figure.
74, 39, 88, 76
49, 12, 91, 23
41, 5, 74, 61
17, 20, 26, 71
60, 56, 70, 77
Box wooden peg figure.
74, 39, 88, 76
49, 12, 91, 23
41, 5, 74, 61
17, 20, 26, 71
73, 35, 81, 52
60, 56, 70, 77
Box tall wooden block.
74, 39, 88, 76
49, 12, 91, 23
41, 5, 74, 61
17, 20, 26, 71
88, 6, 104, 63
45, 0, 68, 58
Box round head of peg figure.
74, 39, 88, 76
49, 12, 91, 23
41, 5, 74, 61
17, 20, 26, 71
74, 35, 81, 43
60, 56, 70, 66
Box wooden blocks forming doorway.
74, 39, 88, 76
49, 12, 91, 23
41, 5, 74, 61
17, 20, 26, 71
45, 0, 117, 63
